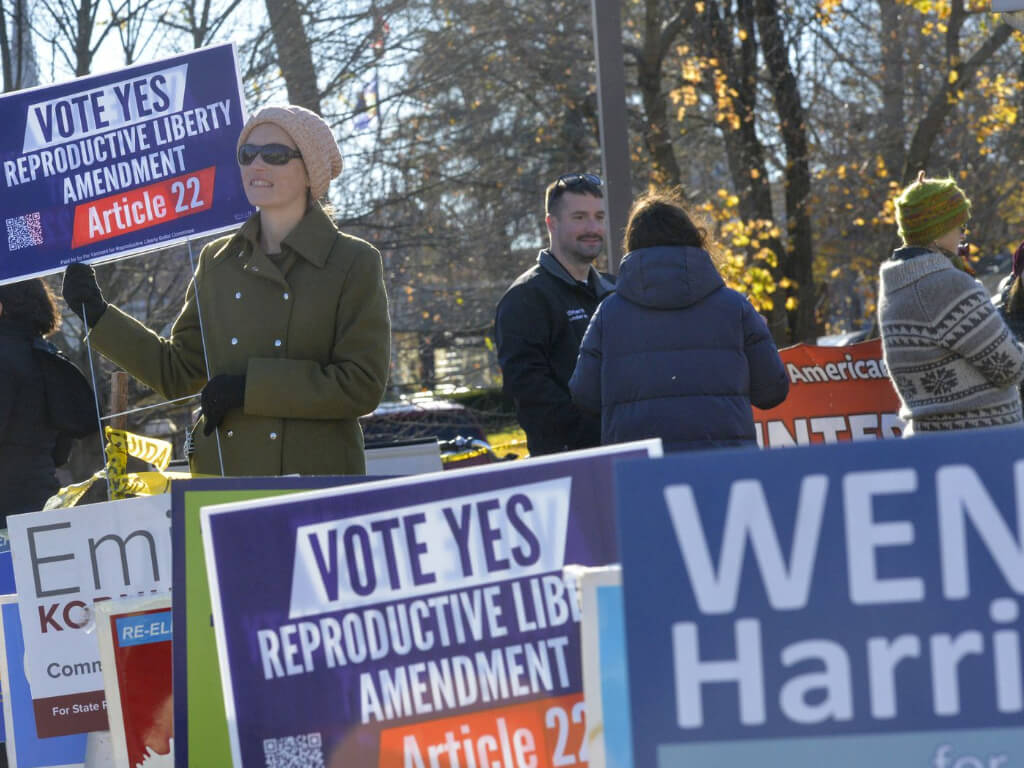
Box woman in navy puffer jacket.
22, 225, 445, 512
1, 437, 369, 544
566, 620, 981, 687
569, 190, 789, 452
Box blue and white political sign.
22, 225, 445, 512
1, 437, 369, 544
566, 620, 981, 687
0, 597, 86, 767
578, 566, 633, 768
0, 43, 253, 285
0, 531, 15, 596
201, 441, 661, 768
615, 428, 1024, 768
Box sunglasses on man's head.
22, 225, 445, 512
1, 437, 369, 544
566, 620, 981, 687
237, 143, 303, 166
555, 172, 603, 189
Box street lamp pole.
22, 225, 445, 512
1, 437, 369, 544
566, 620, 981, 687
590, 0, 633, 275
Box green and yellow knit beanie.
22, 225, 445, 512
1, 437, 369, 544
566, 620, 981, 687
894, 171, 972, 246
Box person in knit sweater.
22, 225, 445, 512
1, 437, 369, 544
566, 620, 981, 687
878, 172, 1024, 434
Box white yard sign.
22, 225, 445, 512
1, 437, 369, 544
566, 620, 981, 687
7, 495, 171, 737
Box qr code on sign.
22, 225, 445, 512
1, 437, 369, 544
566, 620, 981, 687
6, 212, 43, 251
263, 732, 324, 767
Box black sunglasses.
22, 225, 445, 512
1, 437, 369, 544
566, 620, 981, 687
237, 143, 303, 166
556, 172, 603, 189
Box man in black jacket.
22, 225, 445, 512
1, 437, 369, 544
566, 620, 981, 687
494, 174, 614, 455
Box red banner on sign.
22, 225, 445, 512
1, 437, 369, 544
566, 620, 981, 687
753, 338, 904, 447
98, 600, 173, 767
70, 166, 216, 248
378, 693, 586, 768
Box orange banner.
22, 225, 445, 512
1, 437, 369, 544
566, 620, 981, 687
753, 338, 904, 447
378, 693, 585, 768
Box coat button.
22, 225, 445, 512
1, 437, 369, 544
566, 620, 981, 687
226, 430, 234, 438
235, 291, 242, 299
231, 337, 238, 345
269, 432, 278, 440
283, 292, 289, 300
274, 339, 282, 347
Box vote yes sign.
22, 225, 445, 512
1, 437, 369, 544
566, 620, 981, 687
201, 441, 661, 767
0, 43, 252, 284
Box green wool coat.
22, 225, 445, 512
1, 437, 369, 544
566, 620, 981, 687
88, 204, 391, 476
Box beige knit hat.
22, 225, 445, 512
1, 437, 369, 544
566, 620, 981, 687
237, 105, 343, 199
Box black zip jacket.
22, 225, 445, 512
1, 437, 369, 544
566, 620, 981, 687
494, 250, 614, 455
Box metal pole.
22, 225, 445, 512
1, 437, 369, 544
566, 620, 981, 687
186, 239, 226, 476
81, 308, 111, 502
591, 0, 633, 274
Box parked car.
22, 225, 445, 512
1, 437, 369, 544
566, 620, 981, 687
359, 398, 489, 445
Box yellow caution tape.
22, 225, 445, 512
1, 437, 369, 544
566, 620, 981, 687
44, 428, 183, 507
441, 447, 492, 465
128, 470, 192, 495
105, 427, 174, 499
43, 473, 101, 509
487, 438, 528, 459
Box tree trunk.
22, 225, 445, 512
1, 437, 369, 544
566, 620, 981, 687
877, 0, 905, 181
0, 0, 11, 92
74, 0, 95, 75
635, 0, 683, 188
755, 0, 817, 342
701, 0, 789, 344
1, 0, 34, 89
902, 4, 1012, 183
264, 0, 320, 113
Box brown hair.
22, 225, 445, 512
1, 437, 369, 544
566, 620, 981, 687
623, 190, 707, 253
1008, 277, 1024, 316
0, 278, 61, 336
545, 174, 604, 216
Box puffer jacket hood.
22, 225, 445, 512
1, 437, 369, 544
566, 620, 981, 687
569, 243, 789, 453
615, 245, 724, 309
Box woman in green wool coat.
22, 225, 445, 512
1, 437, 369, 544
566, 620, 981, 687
61, 105, 391, 476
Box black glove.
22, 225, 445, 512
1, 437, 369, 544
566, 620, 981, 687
201, 375, 246, 436
61, 262, 108, 326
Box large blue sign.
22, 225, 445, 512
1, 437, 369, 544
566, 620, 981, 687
0, 43, 252, 284
202, 442, 660, 768
616, 429, 1024, 768
170, 476, 384, 768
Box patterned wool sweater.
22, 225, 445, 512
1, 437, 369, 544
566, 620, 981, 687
878, 249, 1024, 434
